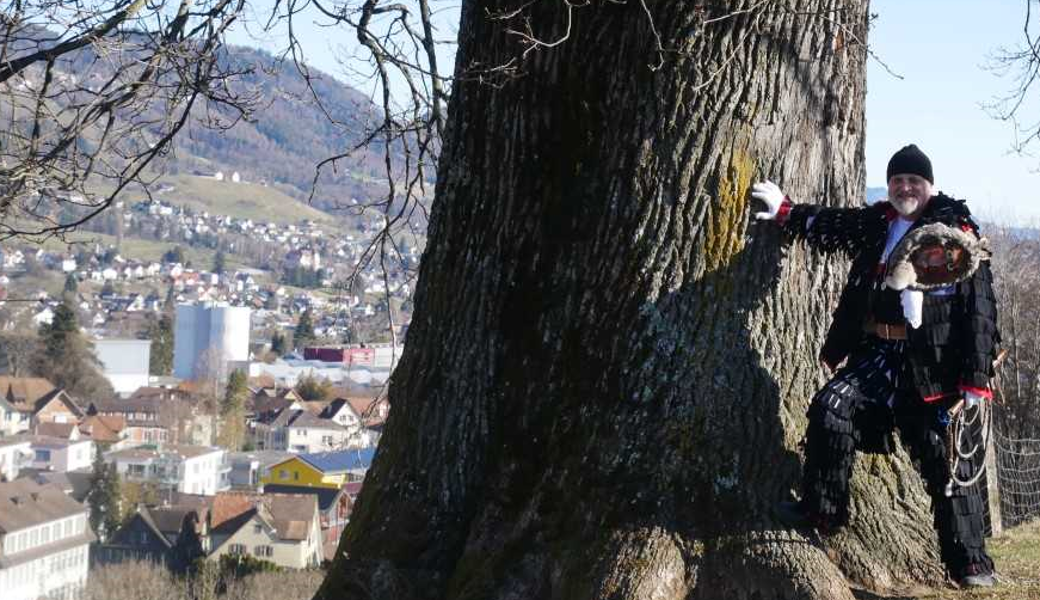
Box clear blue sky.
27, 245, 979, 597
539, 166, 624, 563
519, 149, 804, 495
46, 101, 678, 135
867, 0, 1040, 222
229, 1, 1040, 222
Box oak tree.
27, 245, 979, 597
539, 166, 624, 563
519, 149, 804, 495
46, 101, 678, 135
315, 2, 951, 600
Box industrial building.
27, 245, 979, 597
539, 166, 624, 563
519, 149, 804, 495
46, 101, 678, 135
173, 302, 251, 380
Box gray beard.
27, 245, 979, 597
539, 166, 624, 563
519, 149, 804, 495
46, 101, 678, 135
891, 197, 919, 217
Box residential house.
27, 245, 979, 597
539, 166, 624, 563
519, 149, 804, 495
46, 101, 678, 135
19, 436, 94, 473
106, 445, 230, 496
94, 507, 174, 565
260, 448, 376, 490
120, 387, 214, 446
208, 492, 322, 569
261, 484, 350, 561
0, 438, 32, 481
33, 422, 80, 440
248, 387, 304, 422
227, 451, 293, 490
0, 377, 84, 436
95, 504, 208, 566
77, 414, 129, 449
318, 396, 387, 447
87, 394, 171, 446
0, 479, 94, 600
254, 408, 349, 454
24, 470, 93, 503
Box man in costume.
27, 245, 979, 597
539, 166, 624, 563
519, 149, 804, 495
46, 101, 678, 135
751, 144, 1000, 588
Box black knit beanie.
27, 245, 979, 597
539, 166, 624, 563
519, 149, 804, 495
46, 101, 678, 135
886, 144, 933, 183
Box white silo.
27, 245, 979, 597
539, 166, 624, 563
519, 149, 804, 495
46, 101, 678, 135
173, 302, 251, 380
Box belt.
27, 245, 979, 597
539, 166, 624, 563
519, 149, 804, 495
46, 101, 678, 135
864, 320, 907, 340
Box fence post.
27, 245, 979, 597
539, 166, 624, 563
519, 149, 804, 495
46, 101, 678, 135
986, 428, 1003, 536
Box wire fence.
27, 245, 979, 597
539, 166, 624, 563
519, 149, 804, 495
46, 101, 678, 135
993, 427, 1040, 530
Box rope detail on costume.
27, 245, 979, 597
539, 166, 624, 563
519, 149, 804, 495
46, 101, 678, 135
944, 399, 992, 497
943, 349, 1007, 497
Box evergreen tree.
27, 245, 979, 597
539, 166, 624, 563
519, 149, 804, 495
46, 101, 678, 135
270, 331, 287, 356
295, 372, 333, 402
217, 370, 248, 450
213, 250, 227, 275
148, 313, 175, 376
163, 284, 177, 313
170, 512, 206, 575
63, 273, 78, 294
294, 309, 315, 349
86, 453, 122, 542
32, 299, 114, 400
163, 245, 186, 264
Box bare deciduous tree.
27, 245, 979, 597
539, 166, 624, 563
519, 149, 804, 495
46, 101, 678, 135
0, 0, 252, 240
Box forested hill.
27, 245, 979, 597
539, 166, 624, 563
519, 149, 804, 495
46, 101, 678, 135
165, 45, 397, 215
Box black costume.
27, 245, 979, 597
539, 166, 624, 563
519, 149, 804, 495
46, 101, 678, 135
782, 193, 1000, 579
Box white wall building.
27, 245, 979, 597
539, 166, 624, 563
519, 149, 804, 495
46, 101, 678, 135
0, 439, 32, 481
0, 480, 94, 600
106, 444, 230, 496
25, 436, 95, 473
173, 302, 251, 380
94, 339, 152, 396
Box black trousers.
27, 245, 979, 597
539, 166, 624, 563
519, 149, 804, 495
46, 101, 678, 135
800, 336, 992, 577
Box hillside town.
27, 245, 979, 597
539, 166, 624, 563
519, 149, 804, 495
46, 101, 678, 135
0, 188, 409, 600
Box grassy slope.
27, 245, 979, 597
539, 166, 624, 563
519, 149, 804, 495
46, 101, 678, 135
154, 174, 336, 225
911, 520, 1040, 600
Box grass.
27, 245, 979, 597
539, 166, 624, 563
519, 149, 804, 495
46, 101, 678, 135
916, 520, 1040, 600
153, 174, 336, 225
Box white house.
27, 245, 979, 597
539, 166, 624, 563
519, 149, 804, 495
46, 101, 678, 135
254, 410, 350, 454
0, 479, 94, 600
0, 438, 32, 481
106, 444, 230, 496
24, 436, 95, 473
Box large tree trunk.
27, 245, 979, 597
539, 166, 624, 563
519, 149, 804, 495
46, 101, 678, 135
317, 2, 949, 599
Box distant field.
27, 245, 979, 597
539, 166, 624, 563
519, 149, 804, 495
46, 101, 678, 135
151, 174, 337, 225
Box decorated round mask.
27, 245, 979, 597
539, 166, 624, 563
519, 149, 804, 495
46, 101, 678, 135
885, 222, 991, 291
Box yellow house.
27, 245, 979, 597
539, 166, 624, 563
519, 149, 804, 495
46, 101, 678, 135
260, 449, 375, 490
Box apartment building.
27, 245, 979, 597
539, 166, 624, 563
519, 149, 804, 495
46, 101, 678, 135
0, 479, 95, 600
106, 445, 230, 496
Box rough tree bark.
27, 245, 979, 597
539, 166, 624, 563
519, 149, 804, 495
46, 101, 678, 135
317, 2, 951, 599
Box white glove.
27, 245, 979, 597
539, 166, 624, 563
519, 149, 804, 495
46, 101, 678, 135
963, 389, 987, 409
900, 289, 923, 329
751, 180, 785, 220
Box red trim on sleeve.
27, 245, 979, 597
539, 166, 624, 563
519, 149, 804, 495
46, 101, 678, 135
960, 223, 974, 233
922, 391, 956, 403
958, 384, 993, 400
776, 197, 793, 225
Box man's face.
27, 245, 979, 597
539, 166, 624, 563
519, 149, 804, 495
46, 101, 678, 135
887, 173, 933, 218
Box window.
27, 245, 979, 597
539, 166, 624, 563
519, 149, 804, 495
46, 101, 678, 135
254, 524, 263, 535
228, 544, 246, 555
293, 471, 299, 481
279, 469, 288, 480
34, 449, 51, 462
254, 545, 273, 558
